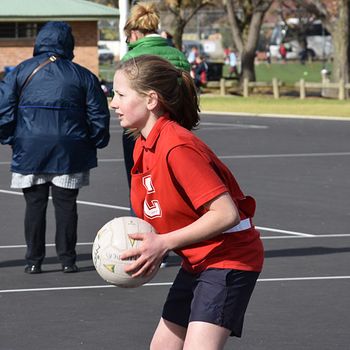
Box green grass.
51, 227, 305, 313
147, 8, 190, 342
101, 62, 350, 118
254, 61, 333, 85
199, 95, 350, 118
102, 61, 332, 85
222, 61, 333, 85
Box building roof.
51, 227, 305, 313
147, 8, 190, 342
0, 0, 119, 21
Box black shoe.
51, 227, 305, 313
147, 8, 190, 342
160, 254, 169, 268
24, 264, 42, 274
62, 264, 79, 273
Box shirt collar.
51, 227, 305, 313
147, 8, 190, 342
140, 115, 170, 150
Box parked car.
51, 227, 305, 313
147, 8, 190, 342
269, 19, 333, 61
98, 44, 114, 65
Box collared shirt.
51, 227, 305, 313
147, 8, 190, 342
131, 116, 264, 273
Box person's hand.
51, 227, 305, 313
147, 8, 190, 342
120, 231, 168, 278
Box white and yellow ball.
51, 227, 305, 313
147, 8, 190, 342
93, 216, 157, 288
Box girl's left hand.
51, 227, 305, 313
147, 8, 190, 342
120, 230, 168, 278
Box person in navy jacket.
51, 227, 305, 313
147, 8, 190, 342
0, 21, 110, 274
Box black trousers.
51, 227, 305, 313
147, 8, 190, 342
122, 129, 135, 189
122, 130, 136, 217
22, 183, 79, 266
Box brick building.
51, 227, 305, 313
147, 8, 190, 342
0, 0, 118, 76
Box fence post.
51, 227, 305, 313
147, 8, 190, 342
321, 68, 330, 97
272, 78, 279, 99
338, 79, 345, 100
243, 78, 249, 97
220, 78, 226, 96
300, 79, 305, 99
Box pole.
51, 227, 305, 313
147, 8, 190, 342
321, 24, 326, 69
119, 0, 130, 58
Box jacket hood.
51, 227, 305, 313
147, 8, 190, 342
33, 21, 74, 60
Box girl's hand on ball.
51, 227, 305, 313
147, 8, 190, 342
121, 231, 168, 278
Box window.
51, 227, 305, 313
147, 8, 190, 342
0, 23, 16, 38
0, 22, 45, 39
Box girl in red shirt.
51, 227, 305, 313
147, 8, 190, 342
110, 55, 264, 350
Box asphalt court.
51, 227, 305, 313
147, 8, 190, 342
0, 113, 349, 349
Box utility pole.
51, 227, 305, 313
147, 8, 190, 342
119, 0, 129, 58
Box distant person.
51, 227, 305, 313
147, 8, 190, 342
193, 55, 208, 90
187, 46, 199, 65
299, 38, 315, 64
224, 47, 230, 64
265, 44, 271, 64
110, 54, 264, 350
0, 22, 110, 274
228, 49, 238, 77
279, 42, 287, 63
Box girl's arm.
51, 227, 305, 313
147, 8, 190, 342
121, 192, 239, 277
163, 192, 239, 250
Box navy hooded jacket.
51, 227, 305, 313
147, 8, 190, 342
0, 21, 110, 174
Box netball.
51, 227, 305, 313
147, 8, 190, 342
92, 216, 157, 288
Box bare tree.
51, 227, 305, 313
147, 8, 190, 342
163, 0, 216, 50
93, 0, 216, 51
277, 0, 319, 60
225, 0, 274, 82
304, 0, 349, 85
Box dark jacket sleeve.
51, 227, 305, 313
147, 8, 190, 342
0, 69, 19, 145
84, 73, 110, 149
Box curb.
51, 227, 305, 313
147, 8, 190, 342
200, 110, 350, 121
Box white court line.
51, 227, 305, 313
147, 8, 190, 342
256, 226, 314, 237
257, 276, 350, 282
1, 233, 350, 250
98, 158, 124, 162
201, 110, 350, 121
0, 189, 130, 211
0, 159, 125, 164
76, 200, 128, 211
199, 122, 268, 129
0, 189, 23, 196
1, 152, 350, 166
263, 233, 350, 239
0, 189, 348, 247
219, 152, 350, 160
109, 120, 267, 129
0, 242, 92, 249
1, 275, 349, 294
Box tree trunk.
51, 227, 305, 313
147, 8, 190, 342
319, 0, 349, 98
240, 51, 256, 82
304, 0, 350, 96
240, 10, 266, 82
173, 20, 185, 51
331, 1, 349, 84
225, 0, 272, 82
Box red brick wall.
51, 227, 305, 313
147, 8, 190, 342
71, 21, 99, 75
0, 21, 99, 76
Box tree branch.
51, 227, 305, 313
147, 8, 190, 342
226, 0, 244, 52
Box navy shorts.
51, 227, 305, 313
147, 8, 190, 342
162, 267, 260, 337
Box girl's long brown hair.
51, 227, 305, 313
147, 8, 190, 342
116, 55, 200, 130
